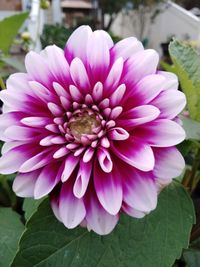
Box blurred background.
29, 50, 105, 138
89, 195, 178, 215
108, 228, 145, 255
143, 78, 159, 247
1, 0, 200, 56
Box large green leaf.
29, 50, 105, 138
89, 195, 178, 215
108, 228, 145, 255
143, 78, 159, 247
0, 12, 29, 54
11, 182, 195, 267
23, 198, 45, 221
0, 208, 24, 267
169, 40, 200, 122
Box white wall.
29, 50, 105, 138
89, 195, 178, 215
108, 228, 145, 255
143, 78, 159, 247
111, 1, 200, 54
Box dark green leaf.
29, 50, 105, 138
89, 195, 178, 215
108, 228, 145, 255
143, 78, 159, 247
0, 12, 29, 54
183, 238, 200, 267
11, 182, 195, 267
23, 198, 44, 221
0, 208, 24, 267
169, 40, 200, 122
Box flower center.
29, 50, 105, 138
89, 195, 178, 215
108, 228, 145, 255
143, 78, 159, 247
69, 113, 100, 141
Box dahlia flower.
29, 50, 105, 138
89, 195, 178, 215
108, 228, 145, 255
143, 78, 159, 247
0, 26, 186, 235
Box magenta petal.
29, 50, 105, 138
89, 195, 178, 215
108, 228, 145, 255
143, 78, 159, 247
70, 57, 91, 92
135, 119, 186, 147
51, 195, 62, 222
97, 147, 113, 173
25, 51, 52, 87
153, 147, 185, 180
125, 74, 166, 106
0, 146, 29, 174
94, 161, 122, 215
118, 105, 160, 129
111, 37, 144, 60
112, 138, 155, 171
87, 30, 111, 80
64, 25, 92, 63
61, 154, 80, 182
40, 45, 71, 84
59, 181, 86, 228
19, 148, 55, 173
122, 166, 157, 213
4, 126, 38, 141
12, 170, 40, 197
122, 203, 145, 219
73, 160, 92, 198
34, 163, 61, 199
85, 189, 119, 235
122, 49, 159, 86
158, 71, 178, 90
104, 57, 124, 91
0, 112, 24, 141
150, 90, 186, 119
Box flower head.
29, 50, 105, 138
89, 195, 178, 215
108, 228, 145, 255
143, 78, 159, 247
0, 26, 186, 235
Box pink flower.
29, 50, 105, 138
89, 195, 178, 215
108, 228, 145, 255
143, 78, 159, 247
0, 26, 186, 235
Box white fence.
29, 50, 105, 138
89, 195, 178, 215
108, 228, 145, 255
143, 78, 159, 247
111, 1, 200, 54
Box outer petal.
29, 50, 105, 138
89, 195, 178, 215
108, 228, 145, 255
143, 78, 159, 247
64, 25, 92, 63
94, 161, 122, 215
134, 119, 186, 147
40, 45, 71, 86
123, 74, 166, 107
0, 112, 24, 141
12, 170, 40, 197
122, 166, 157, 213
118, 105, 160, 129
122, 203, 145, 219
0, 145, 34, 174
25, 51, 53, 88
111, 138, 155, 172
150, 90, 186, 119
19, 148, 55, 173
157, 71, 178, 90
86, 30, 111, 82
122, 49, 159, 87
85, 189, 119, 235
34, 163, 61, 199
59, 181, 86, 229
153, 147, 185, 180
111, 37, 144, 61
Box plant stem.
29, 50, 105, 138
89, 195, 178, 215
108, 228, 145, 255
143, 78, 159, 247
0, 76, 6, 89
188, 148, 200, 192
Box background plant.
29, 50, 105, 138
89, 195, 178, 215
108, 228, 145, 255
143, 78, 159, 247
0, 11, 200, 267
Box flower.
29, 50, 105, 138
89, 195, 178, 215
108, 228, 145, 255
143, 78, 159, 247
0, 26, 186, 235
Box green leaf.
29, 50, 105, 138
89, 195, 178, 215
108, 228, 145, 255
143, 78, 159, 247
0, 208, 24, 267
0, 12, 29, 54
11, 182, 195, 267
183, 238, 200, 267
23, 198, 44, 221
183, 249, 200, 267
181, 116, 200, 140
169, 40, 200, 122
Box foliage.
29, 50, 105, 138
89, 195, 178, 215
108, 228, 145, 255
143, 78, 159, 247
169, 40, 200, 122
11, 182, 195, 267
0, 12, 28, 54
0, 208, 24, 267
40, 24, 72, 49
1, 12, 200, 267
